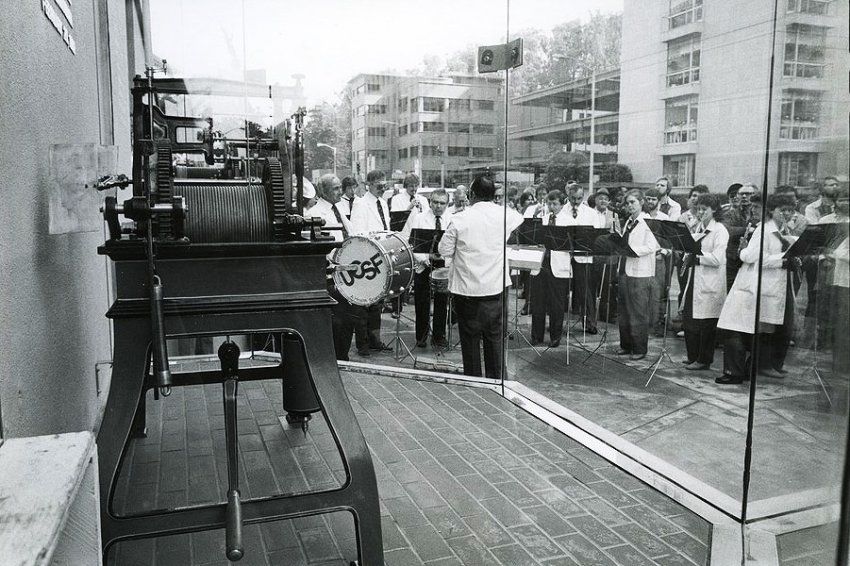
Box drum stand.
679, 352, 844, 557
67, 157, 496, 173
386, 296, 416, 364
507, 268, 541, 356
644, 284, 675, 387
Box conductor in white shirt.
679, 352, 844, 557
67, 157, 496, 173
402, 189, 452, 348
438, 176, 523, 378
348, 170, 393, 353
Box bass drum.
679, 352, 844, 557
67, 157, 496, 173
333, 231, 414, 306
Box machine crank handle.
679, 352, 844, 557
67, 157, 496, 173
91, 174, 132, 191
226, 489, 244, 561
150, 276, 172, 395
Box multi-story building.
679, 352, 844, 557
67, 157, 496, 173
508, 69, 621, 180
618, 0, 849, 190
346, 73, 505, 187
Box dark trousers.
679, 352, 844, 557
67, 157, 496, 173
572, 262, 597, 331
453, 293, 504, 378
414, 269, 448, 342
618, 276, 656, 355
830, 285, 850, 372
330, 288, 364, 361
654, 253, 673, 330
354, 302, 383, 350
682, 277, 719, 365
722, 331, 785, 378
530, 269, 568, 343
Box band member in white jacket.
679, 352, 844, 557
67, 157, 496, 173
716, 193, 799, 384
529, 190, 571, 347
616, 189, 660, 360
680, 194, 729, 370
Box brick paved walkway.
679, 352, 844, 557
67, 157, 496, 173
109, 362, 712, 565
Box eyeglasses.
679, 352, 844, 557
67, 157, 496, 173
375, 183, 387, 189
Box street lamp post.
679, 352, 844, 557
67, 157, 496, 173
316, 142, 337, 176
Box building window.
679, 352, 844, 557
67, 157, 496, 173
448, 122, 470, 133
356, 105, 366, 117
663, 154, 695, 187
786, 0, 830, 15
780, 89, 821, 140
367, 104, 387, 115
667, 36, 701, 87
398, 97, 408, 113
422, 170, 442, 185
668, 0, 703, 29
410, 97, 418, 112
409, 146, 419, 157
422, 97, 445, 112
472, 147, 494, 158
398, 148, 408, 159
784, 24, 827, 79
472, 123, 495, 134
398, 124, 408, 136
355, 127, 364, 139
778, 152, 818, 186
422, 146, 442, 157
449, 99, 471, 111
476, 100, 495, 111
367, 127, 386, 137
410, 121, 419, 133
367, 83, 381, 92
448, 146, 468, 157
664, 95, 698, 144
422, 121, 445, 132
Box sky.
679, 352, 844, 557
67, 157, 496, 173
150, 0, 622, 107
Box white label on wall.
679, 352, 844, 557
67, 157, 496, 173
42, 0, 76, 54
48, 144, 118, 235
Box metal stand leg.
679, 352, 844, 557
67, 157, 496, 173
386, 296, 416, 365
219, 341, 244, 562
507, 270, 541, 356
645, 286, 674, 387
804, 290, 832, 405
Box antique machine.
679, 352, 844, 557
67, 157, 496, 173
96, 66, 383, 564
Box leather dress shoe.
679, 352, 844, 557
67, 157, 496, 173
415, 338, 429, 348
370, 342, 392, 352
432, 336, 449, 349
715, 374, 744, 384
357, 348, 371, 357
531, 338, 544, 346
548, 338, 561, 348
584, 327, 598, 335
682, 359, 695, 365
685, 362, 710, 371
520, 304, 530, 316
616, 349, 631, 356
629, 353, 646, 361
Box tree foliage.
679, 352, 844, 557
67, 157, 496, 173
302, 102, 350, 174
599, 163, 633, 183
542, 151, 589, 190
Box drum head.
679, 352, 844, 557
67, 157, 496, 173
333, 236, 391, 306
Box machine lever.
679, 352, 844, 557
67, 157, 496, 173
150, 276, 172, 395
219, 341, 243, 561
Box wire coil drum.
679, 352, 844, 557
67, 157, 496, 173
172, 182, 273, 243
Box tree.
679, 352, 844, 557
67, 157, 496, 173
542, 151, 589, 190
599, 163, 633, 183
302, 102, 350, 175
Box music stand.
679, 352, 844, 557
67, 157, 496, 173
390, 210, 412, 232
784, 222, 847, 405
506, 246, 545, 355
642, 220, 703, 387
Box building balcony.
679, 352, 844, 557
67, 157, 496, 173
661, 13, 703, 43
782, 61, 827, 81
512, 68, 620, 112
664, 125, 698, 145
508, 114, 619, 144
785, 0, 835, 25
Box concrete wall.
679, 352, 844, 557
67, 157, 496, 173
618, 0, 667, 184
618, 0, 848, 190
0, 0, 133, 437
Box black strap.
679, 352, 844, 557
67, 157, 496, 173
332, 205, 348, 238
376, 199, 388, 230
